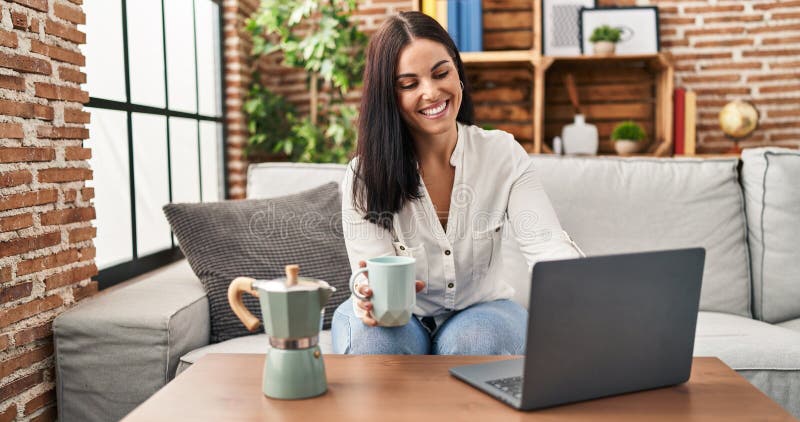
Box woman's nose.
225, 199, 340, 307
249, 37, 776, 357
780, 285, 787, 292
420, 79, 438, 100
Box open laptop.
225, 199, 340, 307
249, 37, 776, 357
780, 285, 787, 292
449, 247, 705, 410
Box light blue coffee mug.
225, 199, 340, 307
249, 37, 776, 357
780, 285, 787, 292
349, 256, 416, 327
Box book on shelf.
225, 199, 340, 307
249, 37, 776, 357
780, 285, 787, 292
435, 0, 448, 30
422, 0, 436, 20
684, 90, 697, 155
421, 0, 449, 30
673, 88, 686, 155
438, 0, 481, 52
462, 0, 482, 52
673, 87, 697, 156
447, 0, 460, 50
421, 0, 448, 30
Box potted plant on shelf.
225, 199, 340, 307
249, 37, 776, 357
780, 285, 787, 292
611, 121, 646, 155
589, 25, 621, 55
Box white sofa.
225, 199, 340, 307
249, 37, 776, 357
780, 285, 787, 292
54, 149, 800, 421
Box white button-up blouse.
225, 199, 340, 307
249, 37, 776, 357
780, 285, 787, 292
341, 123, 582, 318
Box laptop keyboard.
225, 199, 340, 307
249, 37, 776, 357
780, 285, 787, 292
486, 376, 523, 399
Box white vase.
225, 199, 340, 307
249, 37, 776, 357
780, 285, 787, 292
614, 140, 641, 155
593, 41, 616, 56
562, 114, 599, 155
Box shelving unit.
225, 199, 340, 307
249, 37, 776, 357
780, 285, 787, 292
412, 0, 676, 156
460, 50, 533, 64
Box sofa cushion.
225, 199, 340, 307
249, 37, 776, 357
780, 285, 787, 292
741, 148, 800, 323
521, 156, 751, 317
54, 260, 209, 422
694, 311, 800, 417
779, 318, 800, 333
247, 162, 346, 199
175, 332, 334, 376
163, 182, 351, 342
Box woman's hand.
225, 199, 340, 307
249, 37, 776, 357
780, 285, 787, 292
355, 260, 426, 327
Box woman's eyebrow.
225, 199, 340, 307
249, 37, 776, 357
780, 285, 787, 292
396, 59, 452, 80
430, 59, 450, 71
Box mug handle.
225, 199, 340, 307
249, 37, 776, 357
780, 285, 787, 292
349, 267, 370, 301
227, 277, 262, 332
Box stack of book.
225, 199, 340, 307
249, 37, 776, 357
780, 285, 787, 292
421, 0, 482, 52
673, 88, 697, 156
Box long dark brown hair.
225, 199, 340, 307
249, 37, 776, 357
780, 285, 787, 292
352, 11, 474, 231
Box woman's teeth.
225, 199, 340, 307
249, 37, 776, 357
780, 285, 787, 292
421, 101, 447, 116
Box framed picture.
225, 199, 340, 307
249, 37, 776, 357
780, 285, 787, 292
579, 6, 660, 55
542, 0, 596, 56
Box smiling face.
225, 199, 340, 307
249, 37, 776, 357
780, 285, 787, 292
394, 38, 462, 144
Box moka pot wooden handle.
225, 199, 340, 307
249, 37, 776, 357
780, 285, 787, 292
227, 277, 261, 332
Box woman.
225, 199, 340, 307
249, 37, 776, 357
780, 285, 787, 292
333, 11, 583, 355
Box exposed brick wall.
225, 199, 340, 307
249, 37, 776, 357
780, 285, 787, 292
647, 0, 800, 152
0, 0, 94, 421
222, 0, 260, 200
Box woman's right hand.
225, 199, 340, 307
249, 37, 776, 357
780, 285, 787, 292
354, 260, 379, 327
355, 259, 427, 327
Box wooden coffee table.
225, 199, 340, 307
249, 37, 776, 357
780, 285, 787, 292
122, 354, 793, 421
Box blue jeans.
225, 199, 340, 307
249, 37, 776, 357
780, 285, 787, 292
331, 298, 527, 355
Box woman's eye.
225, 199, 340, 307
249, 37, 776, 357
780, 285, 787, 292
434, 71, 449, 79
398, 82, 417, 90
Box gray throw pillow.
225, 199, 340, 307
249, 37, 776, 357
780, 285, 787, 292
163, 182, 351, 343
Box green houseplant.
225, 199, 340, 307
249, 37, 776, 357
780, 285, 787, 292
243, 81, 296, 160
611, 120, 646, 155
245, 0, 367, 163
589, 25, 621, 55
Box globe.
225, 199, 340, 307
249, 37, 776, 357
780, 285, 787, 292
719, 101, 759, 138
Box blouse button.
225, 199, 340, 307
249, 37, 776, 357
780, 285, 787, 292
447, 283, 454, 289
444, 250, 451, 256
495, 227, 500, 232
399, 245, 405, 251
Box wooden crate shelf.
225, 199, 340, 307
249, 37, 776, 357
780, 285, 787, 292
543, 53, 673, 156
412, 1, 676, 157
461, 50, 535, 64
547, 53, 672, 69
482, 0, 536, 51
467, 64, 535, 146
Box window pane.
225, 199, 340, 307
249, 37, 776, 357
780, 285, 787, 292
133, 114, 171, 256
84, 0, 126, 101
86, 108, 132, 268
164, 0, 197, 113
199, 121, 223, 201
196, 0, 221, 117
169, 117, 200, 203
127, 0, 166, 108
